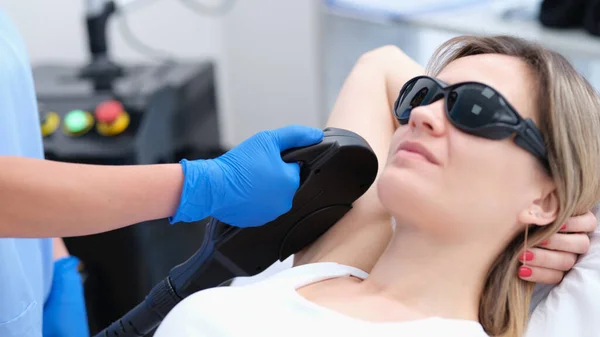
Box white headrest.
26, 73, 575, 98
526, 206, 600, 337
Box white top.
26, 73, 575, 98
154, 262, 488, 337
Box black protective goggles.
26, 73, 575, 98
394, 75, 549, 170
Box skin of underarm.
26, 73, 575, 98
293, 46, 426, 273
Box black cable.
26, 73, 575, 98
109, 2, 177, 104
94, 278, 182, 337
178, 0, 236, 16
94, 218, 231, 337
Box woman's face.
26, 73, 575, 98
378, 54, 555, 243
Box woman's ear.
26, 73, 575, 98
518, 189, 559, 226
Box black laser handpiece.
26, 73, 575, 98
94, 127, 378, 336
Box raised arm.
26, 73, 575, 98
293, 46, 425, 272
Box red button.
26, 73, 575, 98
95, 100, 124, 123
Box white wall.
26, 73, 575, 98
0, 0, 324, 148
0, 0, 222, 63
218, 0, 324, 145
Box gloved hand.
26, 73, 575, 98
170, 124, 324, 227
42, 256, 89, 337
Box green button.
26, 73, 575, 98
64, 110, 90, 133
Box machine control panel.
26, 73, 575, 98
40, 99, 130, 138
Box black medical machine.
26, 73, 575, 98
35, 0, 222, 332
95, 127, 379, 336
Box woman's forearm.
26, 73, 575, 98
0, 156, 184, 237
326, 45, 425, 192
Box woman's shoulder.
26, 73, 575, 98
166, 262, 367, 310
154, 262, 366, 337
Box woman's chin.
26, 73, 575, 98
377, 167, 437, 205
378, 179, 431, 217
377, 170, 460, 237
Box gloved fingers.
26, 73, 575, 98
239, 206, 284, 227
271, 125, 324, 151
518, 264, 565, 284
520, 247, 578, 272
49, 256, 84, 288
43, 256, 90, 337
560, 211, 598, 233
267, 162, 300, 216
539, 232, 591, 255
284, 161, 301, 189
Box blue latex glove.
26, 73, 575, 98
170, 124, 324, 227
42, 256, 89, 337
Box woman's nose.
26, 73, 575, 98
409, 99, 446, 136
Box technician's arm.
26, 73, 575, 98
0, 157, 184, 237
0, 125, 323, 238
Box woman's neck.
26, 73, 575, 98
358, 226, 497, 322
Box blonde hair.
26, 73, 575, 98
426, 35, 600, 337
